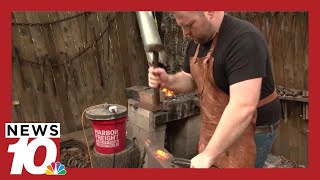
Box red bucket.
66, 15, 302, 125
85, 103, 127, 154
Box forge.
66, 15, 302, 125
125, 86, 201, 168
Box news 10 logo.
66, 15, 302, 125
5, 123, 67, 175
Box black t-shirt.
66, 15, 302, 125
183, 14, 281, 126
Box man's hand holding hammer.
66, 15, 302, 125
148, 67, 170, 89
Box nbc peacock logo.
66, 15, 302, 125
45, 162, 67, 175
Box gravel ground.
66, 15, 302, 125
61, 147, 91, 168
264, 153, 306, 168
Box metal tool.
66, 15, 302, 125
136, 11, 164, 109
169, 157, 192, 168
170, 156, 219, 168
136, 11, 164, 53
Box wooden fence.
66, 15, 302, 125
11, 12, 149, 134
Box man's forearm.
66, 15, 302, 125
203, 102, 256, 161
166, 71, 196, 94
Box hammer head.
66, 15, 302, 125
136, 11, 164, 52
145, 50, 167, 68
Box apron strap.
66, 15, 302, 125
193, 44, 201, 63
257, 89, 278, 107
205, 33, 218, 59
193, 33, 218, 63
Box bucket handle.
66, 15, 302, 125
103, 103, 117, 113
103, 103, 109, 110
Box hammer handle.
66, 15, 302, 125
152, 52, 160, 106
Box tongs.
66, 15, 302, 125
169, 157, 191, 168
169, 156, 219, 168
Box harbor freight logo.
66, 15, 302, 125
45, 162, 67, 175
5, 123, 60, 175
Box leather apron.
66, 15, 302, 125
190, 34, 278, 168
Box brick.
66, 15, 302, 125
125, 86, 149, 100
139, 88, 164, 106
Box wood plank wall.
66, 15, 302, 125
12, 12, 149, 134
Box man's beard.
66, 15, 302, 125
194, 36, 210, 44
198, 31, 217, 44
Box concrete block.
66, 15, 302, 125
165, 114, 200, 159
182, 114, 200, 138
126, 122, 166, 158
128, 99, 166, 132
185, 136, 200, 158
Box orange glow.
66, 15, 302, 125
162, 88, 174, 97
155, 149, 169, 160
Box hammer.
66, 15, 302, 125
136, 11, 164, 106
